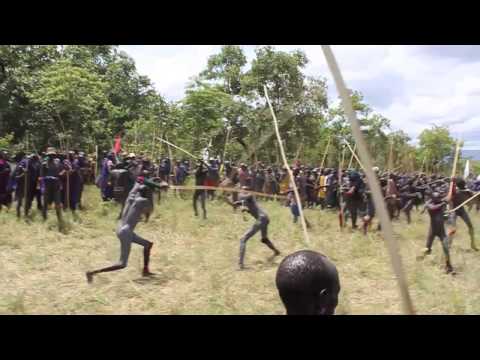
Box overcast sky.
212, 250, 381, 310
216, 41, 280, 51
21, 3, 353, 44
119, 45, 480, 150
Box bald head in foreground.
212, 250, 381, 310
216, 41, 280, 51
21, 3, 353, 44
276, 250, 340, 315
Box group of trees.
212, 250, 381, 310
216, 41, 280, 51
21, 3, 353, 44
0, 45, 463, 174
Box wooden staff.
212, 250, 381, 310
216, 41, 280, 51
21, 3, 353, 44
23, 158, 28, 212
388, 139, 394, 171
151, 125, 157, 160
94, 145, 98, 181
315, 136, 332, 188
446, 140, 462, 235
322, 45, 415, 315
264, 85, 310, 246
338, 145, 347, 228
347, 143, 357, 169
344, 140, 365, 171
446, 191, 480, 214
170, 185, 287, 200
447, 140, 461, 202
320, 136, 331, 169
157, 137, 201, 162
220, 126, 232, 174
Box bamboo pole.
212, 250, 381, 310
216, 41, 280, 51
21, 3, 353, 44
447, 139, 461, 201
348, 143, 357, 169
322, 45, 415, 315
320, 136, 331, 169
344, 140, 365, 171
220, 126, 232, 174
388, 139, 394, 171
158, 137, 200, 162
447, 191, 480, 214
264, 85, 310, 246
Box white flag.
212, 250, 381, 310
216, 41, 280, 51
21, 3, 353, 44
464, 160, 470, 178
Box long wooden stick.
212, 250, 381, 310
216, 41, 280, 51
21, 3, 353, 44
338, 145, 347, 228
322, 45, 415, 315
447, 140, 461, 202
348, 143, 357, 169
388, 139, 394, 171
446, 191, 480, 214
315, 136, 332, 188
344, 140, 365, 171
220, 126, 232, 174
264, 85, 310, 246
170, 185, 287, 199
320, 136, 331, 169
158, 137, 200, 162
94, 145, 98, 181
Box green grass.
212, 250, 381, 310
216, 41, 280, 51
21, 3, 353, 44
1, 185, 480, 314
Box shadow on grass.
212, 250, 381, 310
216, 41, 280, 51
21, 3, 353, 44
132, 274, 171, 286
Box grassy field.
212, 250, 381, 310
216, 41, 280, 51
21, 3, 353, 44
1, 185, 480, 314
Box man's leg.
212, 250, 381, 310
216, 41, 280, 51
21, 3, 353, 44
54, 190, 64, 229
35, 188, 43, 211
131, 233, 154, 276
260, 218, 280, 256
458, 209, 477, 251
424, 228, 434, 255
193, 190, 200, 217
16, 192, 22, 218
86, 228, 131, 283
200, 190, 207, 219
349, 202, 358, 229
440, 233, 454, 273
239, 222, 261, 270
42, 193, 48, 220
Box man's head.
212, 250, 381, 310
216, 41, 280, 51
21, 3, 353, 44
431, 192, 443, 203
138, 184, 150, 199
276, 250, 340, 315
456, 177, 466, 190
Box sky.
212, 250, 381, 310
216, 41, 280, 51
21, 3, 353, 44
119, 45, 480, 150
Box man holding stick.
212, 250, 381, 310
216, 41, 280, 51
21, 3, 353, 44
230, 186, 281, 270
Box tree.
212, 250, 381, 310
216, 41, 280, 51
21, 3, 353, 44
0, 45, 60, 143
241, 46, 308, 110
26, 59, 113, 150
200, 45, 247, 95
417, 125, 456, 174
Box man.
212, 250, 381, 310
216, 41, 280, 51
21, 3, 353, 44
231, 186, 280, 270
98, 152, 115, 201
447, 177, 477, 251
77, 152, 89, 209
343, 170, 364, 230
238, 163, 250, 188
202, 158, 220, 192
12, 152, 28, 218
40, 148, 64, 226
276, 250, 340, 315
422, 192, 454, 274
0, 150, 12, 211
86, 180, 155, 283
61, 151, 81, 214
193, 160, 208, 219
24, 153, 43, 216
325, 169, 338, 209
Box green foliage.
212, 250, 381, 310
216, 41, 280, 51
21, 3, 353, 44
0, 133, 14, 151
418, 125, 456, 173
200, 45, 247, 95
1, 44, 462, 172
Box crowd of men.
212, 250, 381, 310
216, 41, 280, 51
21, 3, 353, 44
2, 147, 480, 313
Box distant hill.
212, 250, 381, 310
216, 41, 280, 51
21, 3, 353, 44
463, 150, 480, 161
